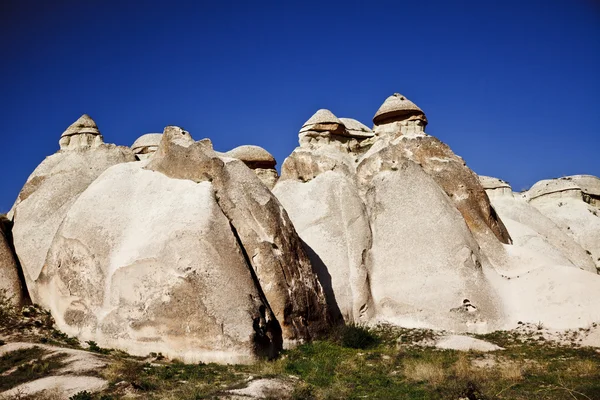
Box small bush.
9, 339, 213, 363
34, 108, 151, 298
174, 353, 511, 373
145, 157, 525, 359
337, 324, 380, 349
69, 391, 93, 400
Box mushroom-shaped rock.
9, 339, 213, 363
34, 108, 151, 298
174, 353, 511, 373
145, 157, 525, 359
479, 176, 513, 198
0, 215, 26, 307
225, 145, 279, 190
299, 109, 344, 134
339, 118, 374, 138
37, 126, 329, 361
373, 93, 427, 127
226, 145, 276, 169
59, 114, 104, 150
366, 94, 512, 247
131, 133, 162, 160
11, 116, 136, 305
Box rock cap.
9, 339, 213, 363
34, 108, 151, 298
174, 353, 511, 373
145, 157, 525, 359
61, 114, 101, 138
373, 93, 426, 125
299, 109, 343, 134
339, 118, 373, 138
225, 145, 276, 169
132, 133, 162, 153
527, 175, 600, 200
479, 176, 511, 190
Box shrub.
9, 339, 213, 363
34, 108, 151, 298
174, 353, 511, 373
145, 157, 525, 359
69, 391, 93, 400
337, 324, 380, 349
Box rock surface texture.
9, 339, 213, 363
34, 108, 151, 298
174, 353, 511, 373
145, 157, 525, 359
11, 115, 136, 305
35, 126, 328, 363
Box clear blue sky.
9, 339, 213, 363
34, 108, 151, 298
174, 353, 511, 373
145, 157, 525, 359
1, 0, 599, 212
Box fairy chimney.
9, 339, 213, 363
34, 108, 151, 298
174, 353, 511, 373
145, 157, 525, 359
225, 145, 279, 189
59, 114, 104, 150
372, 93, 428, 136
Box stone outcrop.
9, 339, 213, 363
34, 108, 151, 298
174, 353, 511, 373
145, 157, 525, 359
479, 176, 597, 273
11, 115, 136, 305
131, 133, 162, 160
225, 145, 279, 189
36, 127, 329, 362
524, 175, 600, 272
275, 94, 600, 334
275, 107, 503, 331
0, 215, 26, 306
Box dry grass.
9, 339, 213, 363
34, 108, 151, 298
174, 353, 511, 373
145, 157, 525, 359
403, 359, 446, 386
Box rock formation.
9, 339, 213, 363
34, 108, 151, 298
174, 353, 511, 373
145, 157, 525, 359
0, 215, 26, 306
131, 133, 162, 160
35, 126, 329, 362
524, 175, 600, 272
58, 114, 104, 151
274, 94, 600, 334
275, 107, 503, 331
372, 93, 512, 246
225, 145, 279, 189
10, 115, 137, 305
479, 176, 597, 273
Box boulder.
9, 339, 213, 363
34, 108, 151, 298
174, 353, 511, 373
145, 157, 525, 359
225, 145, 279, 189
0, 215, 26, 306
11, 115, 136, 305
37, 127, 329, 362
131, 133, 162, 160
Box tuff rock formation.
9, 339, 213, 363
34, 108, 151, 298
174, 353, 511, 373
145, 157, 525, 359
131, 133, 162, 160
35, 126, 329, 363
372, 93, 511, 247
10, 115, 137, 305
524, 175, 600, 272
274, 94, 600, 334
479, 176, 596, 273
0, 215, 26, 306
225, 145, 279, 189
275, 107, 503, 331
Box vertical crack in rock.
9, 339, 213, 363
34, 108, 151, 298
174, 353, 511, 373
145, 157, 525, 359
0, 215, 30, 306
224, 221, 282, 358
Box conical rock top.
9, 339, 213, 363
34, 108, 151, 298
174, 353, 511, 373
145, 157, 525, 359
300, 109, 343, 133
61, 114, 101, 137
373, 93, 426, 125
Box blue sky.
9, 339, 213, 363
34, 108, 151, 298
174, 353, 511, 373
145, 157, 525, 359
1, 0, 599, 211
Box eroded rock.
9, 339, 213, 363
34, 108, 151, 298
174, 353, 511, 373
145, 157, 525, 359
11, 115, 136, 305
37, 126, 329, 362
131, 133, 162, 160
225, 145, 279, 189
